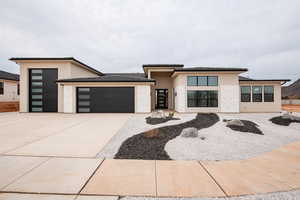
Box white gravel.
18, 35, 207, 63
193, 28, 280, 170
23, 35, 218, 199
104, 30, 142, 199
166, 113, 300, 160
97, 112, 300, 161
121, 190, 300, 200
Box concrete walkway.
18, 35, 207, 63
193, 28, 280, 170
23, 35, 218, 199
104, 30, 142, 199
0, 141, 300, 198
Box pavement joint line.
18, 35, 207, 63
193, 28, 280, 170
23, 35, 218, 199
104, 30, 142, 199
0, 157, 52, 191
77, 158, 106, 195
154, 160, 158, 197
2, 117, 92, 155
0, 191, 77, 196
0, 154, 96, 159
93, 116, 132, 158
197, 161, 228, 197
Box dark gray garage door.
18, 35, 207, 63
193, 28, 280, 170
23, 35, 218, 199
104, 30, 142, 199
77, 87, 134, 113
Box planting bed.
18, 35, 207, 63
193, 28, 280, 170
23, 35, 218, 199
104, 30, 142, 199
145, 116, 180, 125
270, 116, 300, 126
225, 120, 263, 135
115, 113, 219, 160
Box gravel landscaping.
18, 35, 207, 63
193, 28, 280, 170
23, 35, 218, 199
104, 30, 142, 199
145, 116, 180, 125
97, 112, 300, 161
114, 113, 219, 160
225, 119, 263, 135
121, 190, 300, 200
270, 116, 300, 126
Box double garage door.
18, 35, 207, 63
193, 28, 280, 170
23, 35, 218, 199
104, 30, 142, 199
76, 87, 135, 113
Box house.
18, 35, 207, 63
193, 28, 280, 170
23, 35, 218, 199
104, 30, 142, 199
10, 57, 290, 113
0, 70, 19, 102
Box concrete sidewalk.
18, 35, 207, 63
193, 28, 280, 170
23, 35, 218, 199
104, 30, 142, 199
0, 141, 300, 198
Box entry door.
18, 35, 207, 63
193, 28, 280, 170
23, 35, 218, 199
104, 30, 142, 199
29, 69, 58, 112
156, 89, 168, 109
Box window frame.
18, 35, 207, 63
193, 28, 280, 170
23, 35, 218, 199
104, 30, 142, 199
187, 76, 218, 86
252, 86, 263, 102
264, 85, 274, 102
187, 90, 218, 108
240, 86, 251, 102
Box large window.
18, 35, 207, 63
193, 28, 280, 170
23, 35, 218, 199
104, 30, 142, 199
187, 76, 218, 86
241, 86, 251, 102
187, 90, 218, 107
252, 86, 262, 102
0, 82, 3, 95
264, 86, 274, 102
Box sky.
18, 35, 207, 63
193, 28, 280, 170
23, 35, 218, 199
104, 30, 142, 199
0, 0, 299, 84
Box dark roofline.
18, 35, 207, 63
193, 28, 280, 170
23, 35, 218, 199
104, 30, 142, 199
143, 64, 184, 68
0, 70, 19, 81
239, 79, 291, 82
56, 79, 155, 83
9, 57, 103, 76
173, 68, 248, 72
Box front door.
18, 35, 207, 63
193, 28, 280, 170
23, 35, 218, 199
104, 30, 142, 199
155, 89, 168, 109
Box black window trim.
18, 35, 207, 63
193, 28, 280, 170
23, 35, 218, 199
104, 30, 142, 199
240, 86, 251, 102
240, 85, 275, 103
187, 90, 218, 108
187, 76, 218, 86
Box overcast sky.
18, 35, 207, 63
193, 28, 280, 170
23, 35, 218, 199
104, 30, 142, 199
0, 0, 299, 84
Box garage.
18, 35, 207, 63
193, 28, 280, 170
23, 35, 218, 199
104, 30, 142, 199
76, 87, 135, 113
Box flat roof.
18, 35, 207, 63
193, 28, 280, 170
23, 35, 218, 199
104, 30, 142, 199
56, 74, 155, 83
9, 57, 103, 76
143, 64, 184, 68
239, 76, 290, 82
174, 67, 248, 72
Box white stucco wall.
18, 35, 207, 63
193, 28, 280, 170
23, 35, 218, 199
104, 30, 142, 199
220, 74, 239, 112
63, 85, 75, 113
0, 80, 19, 102
135, 85, 151, 113
239, 81, 282, 112
173, 75, 186, 112
16, 61, 99, 112
173, 72, 241, 113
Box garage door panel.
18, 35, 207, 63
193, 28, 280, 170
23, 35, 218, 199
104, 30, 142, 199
77, 87, 134, 113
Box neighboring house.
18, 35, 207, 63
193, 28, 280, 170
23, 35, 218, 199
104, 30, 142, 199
282, 79, 300, 99
0, 70, 19, 102
10, 57, 289, 113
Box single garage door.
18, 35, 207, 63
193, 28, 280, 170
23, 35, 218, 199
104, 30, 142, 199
77, 87, 134, 113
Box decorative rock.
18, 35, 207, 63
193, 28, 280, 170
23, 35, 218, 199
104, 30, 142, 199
150, 110, 166, 118
181, 127, 198, 138
144, 129, 159, 138
226, 119, 244, 127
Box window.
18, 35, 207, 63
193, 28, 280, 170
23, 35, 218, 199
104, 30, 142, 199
241, 86, 251, 102
208, 76, 218, 86
17, 84, 20, 95
0, 82, 3, 95
187, 91, 197, 107
264, 86, 274, 102
198, 76, 207, 86
187, 90, 218, 107
252, 86, 262, 102
187, 76, 197, 86
187, 76, 218, 86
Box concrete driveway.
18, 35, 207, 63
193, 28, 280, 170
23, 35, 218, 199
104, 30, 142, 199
0, 113, 131, 158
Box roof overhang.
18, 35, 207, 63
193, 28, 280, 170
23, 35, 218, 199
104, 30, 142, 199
143, 64, 184, 74
171, 69, 248, 77
239, 79, 291, 85
9, 57, 103, 76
